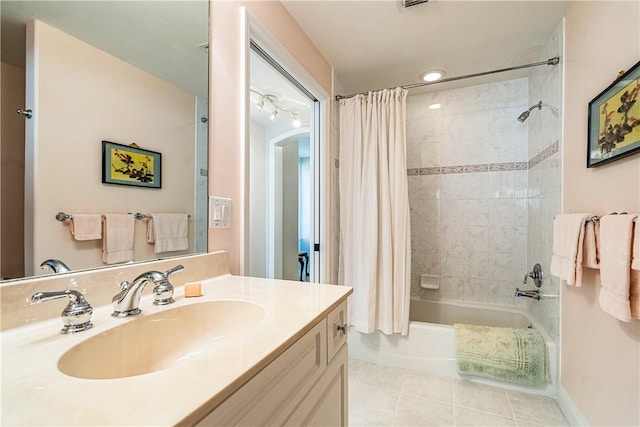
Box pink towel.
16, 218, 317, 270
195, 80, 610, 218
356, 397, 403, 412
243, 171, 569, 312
631, 219, 640, 319
599, 214, 637, 322
632, 220, 640, 271
69, 214, 102, 241
582, 220, 600, 269
101, 214, 135, 265
550, 214, 593, 286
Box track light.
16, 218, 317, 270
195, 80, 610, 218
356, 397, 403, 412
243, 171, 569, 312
292, 113, 301, 128
251, 89, 301, 128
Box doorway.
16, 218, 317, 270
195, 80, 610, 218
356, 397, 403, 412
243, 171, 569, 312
247, 45, 318, 282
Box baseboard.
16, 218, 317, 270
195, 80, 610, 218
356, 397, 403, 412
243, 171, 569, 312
557, 384, 590, 426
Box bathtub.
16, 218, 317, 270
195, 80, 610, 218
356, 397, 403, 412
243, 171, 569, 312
348, 298, 557, 396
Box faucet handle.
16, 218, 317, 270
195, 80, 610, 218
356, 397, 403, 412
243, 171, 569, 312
153, 264, 184, 306
31, 290, 93, 334
163, 264, 184, 278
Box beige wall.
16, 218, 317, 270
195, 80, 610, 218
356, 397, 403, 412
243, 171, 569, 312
27, 20, 196, 275
1, 62, 26, 279
562, 1, 640, 425
208, 0, 333, 275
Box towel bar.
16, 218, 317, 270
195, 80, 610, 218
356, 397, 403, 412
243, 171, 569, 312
587, 212, 635, 223
55, 212, 107, 221
132, 213, 191, 220
56, 212, 191, 221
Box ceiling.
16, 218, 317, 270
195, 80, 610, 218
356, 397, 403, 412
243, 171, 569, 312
282, 0, 571, 95
0, 1, 209, 98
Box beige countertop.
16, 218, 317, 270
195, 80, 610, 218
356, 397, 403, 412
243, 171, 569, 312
1, 274, 351, 426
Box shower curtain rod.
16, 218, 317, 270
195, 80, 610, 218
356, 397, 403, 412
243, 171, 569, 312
334, 57, 560, 101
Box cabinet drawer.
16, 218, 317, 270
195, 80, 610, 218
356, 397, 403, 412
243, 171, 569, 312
198, 319, 327, 426
326, 300, 347, 362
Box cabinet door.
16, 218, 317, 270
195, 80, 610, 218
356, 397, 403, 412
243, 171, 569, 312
326, 300, 347, 362
284, 344, 348, 427
198, 319, 327, 426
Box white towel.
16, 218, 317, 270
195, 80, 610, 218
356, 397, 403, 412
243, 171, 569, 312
550, 214, 592, 286
147, 213, 188, 254
102, 214, 135, 264
69, 214, 102, 241
599, 214, 638, 322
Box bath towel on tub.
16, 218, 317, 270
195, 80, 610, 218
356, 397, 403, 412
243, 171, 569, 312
454, 324, 548, 386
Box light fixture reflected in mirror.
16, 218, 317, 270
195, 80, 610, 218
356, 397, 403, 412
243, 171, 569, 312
292, 113, 301, 128
251, 89, 301, 128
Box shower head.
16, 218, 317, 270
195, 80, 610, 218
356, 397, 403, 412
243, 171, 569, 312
517, 101, 542, 123
517, 110, 531, 123
517, 101, 559, 123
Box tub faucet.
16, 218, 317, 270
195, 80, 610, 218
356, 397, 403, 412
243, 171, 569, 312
522, 263, 543, 288
514, 288, 541, 300
112, 265, 184, 317
40, 259, 71, 273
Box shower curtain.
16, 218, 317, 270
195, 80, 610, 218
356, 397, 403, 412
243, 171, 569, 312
339, 87, 411, 335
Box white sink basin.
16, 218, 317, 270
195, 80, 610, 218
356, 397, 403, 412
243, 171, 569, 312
58, 300, 266, 379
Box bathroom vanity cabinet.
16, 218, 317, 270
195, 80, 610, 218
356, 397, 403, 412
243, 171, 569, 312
0, 252, 352, 426
197, 300, 348, 426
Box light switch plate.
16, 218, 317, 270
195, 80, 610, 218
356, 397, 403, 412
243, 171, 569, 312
209, 196, 231, 228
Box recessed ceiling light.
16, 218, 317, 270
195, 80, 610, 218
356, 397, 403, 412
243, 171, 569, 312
429, 103, 441, 110
420, 69, 445, 82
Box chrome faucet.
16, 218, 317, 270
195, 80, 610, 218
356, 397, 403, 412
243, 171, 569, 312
40, 259, 71, 273
111, 265, 184, 317
31, 289, 93, 333
522, 263, 543, 288
514, 288, 541, 300
516, 263, 544, 301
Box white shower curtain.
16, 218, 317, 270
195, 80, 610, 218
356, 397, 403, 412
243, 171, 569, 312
339, 87, 411, 335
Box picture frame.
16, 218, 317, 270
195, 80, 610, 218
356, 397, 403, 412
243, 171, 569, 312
587, 59, 640, 168
102, 140, 161, 188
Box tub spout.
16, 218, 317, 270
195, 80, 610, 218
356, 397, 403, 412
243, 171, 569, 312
515, 288, 540, 300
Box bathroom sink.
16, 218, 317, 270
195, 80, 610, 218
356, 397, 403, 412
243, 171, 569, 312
58, 300, 266, 379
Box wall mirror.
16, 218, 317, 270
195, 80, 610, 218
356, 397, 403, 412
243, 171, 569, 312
0, 1, 209, 281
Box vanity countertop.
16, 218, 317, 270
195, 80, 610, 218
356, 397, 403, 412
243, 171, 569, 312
1, 274, 352, 426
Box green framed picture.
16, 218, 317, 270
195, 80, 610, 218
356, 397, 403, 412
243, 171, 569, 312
102, 140, 161, 188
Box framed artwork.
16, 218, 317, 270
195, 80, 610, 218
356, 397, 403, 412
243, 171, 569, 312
587, 60, 640, 167
102, 140, 161, 188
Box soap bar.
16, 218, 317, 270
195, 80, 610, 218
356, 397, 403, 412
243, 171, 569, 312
184, 282, 202, 298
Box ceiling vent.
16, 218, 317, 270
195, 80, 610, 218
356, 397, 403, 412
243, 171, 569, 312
402, 0, 429, 8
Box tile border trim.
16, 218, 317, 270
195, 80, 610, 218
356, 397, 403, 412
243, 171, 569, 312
407, 140, 559, 176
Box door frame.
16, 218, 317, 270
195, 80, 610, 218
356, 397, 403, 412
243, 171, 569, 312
241, 9, 330, 282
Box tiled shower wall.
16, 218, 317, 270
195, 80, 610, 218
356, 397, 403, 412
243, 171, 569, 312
406, 79, 530, 307
525, 22, 563, 343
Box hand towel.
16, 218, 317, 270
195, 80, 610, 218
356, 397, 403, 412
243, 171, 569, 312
582, 220, 600, 269
69, 214, 102, 241
550, 214, 591, 286
102, 214, 135, 265
146, 213, 188, 254
632, 219, 640, 271
599, 214, 637, 322
631, 219, 640, 319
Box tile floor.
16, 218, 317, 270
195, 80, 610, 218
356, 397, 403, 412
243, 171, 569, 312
348, 359, 568, 427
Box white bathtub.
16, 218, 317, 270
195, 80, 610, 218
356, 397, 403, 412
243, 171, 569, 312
348, 298, 557, 397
